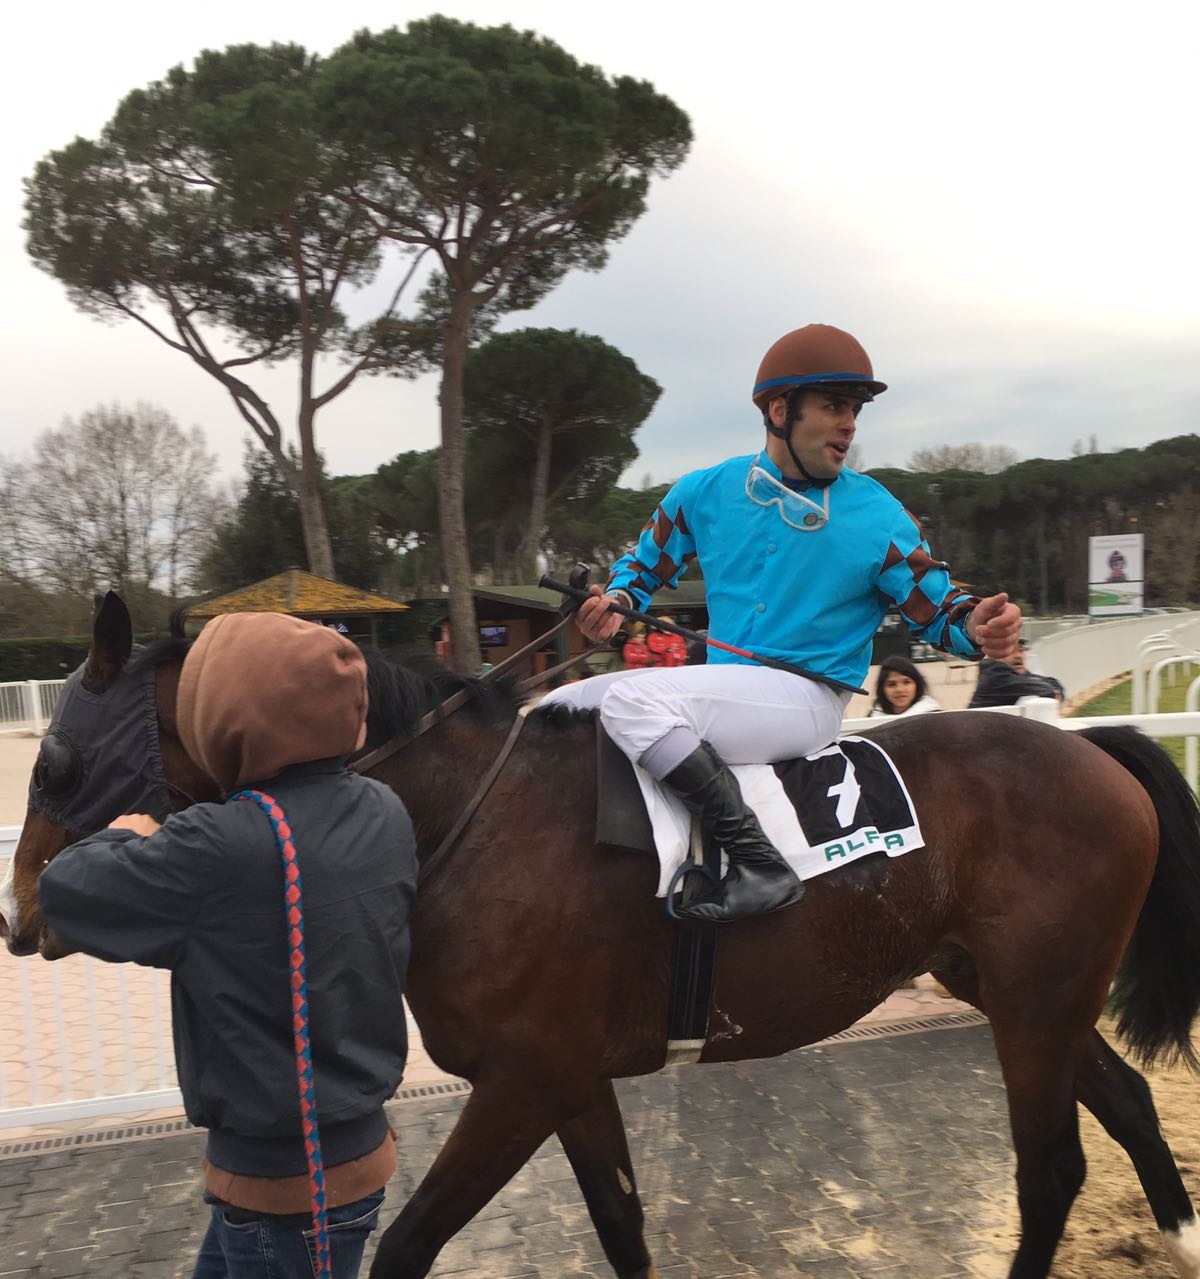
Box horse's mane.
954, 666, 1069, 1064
529, 699, 599, 730
129, 635, 193, 672
363, 650, 521, 745
127, 636, 521, 745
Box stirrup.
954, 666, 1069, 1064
664, 859, 721, 923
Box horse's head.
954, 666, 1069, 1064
0, 593, 216, 959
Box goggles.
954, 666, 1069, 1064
745, 455, 830, 531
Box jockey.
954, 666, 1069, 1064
540, 323, 1022, 924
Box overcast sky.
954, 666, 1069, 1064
2, 0, 1197, 495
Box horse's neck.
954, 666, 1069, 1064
379, 714, 514, 859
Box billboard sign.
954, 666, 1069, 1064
1088, 533, 1144, 617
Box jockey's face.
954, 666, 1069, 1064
767, 390, 860, 481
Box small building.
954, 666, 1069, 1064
185, 568, 408, 647
428, 579, 710, 674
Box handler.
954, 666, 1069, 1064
541, 324, 1022, 924
38, 613, 417, 1279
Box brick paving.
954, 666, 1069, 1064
0, 1025, 1016, 1278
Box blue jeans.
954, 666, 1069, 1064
191, 1188, 385, 1279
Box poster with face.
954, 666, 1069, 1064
1088, 534, 1144, 616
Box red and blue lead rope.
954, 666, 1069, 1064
233, 788, 331, 1279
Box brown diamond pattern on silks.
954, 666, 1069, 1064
882, 542, 905, 571
898, 587, 937, 628
942, 592, 978, 626
904, 545, 951, 585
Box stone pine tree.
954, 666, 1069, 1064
22, 42, 429, 580
463, 328, 660, 582
317, 18, 691, 668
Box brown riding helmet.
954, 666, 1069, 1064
752, 324, 888, 411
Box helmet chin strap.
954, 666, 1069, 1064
765, 390, 836, 490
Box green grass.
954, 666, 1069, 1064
1071, 664, 1200, 775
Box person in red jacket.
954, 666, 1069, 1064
623, 625, 652, 669
646, 618, 688, 668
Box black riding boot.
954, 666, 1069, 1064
664, 741, 804, 924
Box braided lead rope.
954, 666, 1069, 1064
233, 788, 331, 1279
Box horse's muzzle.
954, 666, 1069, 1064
0, 909, 40, 958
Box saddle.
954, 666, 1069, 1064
593, 721, 924, 1065
594, 721, 924, 887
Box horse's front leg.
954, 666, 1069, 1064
368, 1075, 564, 1279
557, 1080, 658, 1279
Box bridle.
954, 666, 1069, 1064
350, 614, 602, 884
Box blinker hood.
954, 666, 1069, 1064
28, 656, 171, 836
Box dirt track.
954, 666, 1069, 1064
964, 1018, 1200, 1278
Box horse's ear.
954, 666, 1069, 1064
83, 591, 133, 692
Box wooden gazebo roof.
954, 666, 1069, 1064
186, 568, 409, 620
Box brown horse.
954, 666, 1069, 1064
5, 593, 1200, 1279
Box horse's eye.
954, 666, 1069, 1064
34, 732, 81, 797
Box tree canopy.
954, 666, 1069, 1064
869, 435, 1200, 612
189, 431, 1200, 626
907, 442, 1019, 474
317, 16, 692, 667
24, 22, 690, 660
198, 445, 396, 594
463, 328, 660, 580
23, 42, 427, 579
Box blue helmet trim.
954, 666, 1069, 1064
753, 372, 886, 396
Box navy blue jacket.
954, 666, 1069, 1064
39, 759, 416, 1177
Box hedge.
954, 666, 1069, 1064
0, 634, 160, 683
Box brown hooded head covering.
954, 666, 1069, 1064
177, 613, 368, 792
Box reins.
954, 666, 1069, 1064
350, 612, 592, 775
350, 616, 602, 879
416, 710, 528, 887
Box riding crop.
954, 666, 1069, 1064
538, 576, 867, 697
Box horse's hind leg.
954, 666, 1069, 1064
557, 1080, 657, 1279
369, 1079, 559, 1279
986, 1010, 1089, 1279
1075, 1029, 1200, 1278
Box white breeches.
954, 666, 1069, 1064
538, 664, 849, 778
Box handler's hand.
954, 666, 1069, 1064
108, 813, 162, 838
575, 586, 625, 644
967, 592, 1023, 660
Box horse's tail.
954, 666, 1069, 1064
1080, 724, 1200, 1071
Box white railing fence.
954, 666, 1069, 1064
844, 696, 1200, 793
0, 680, 68, 736
0, 951, 179, 1128
1037, 611, 1200, 701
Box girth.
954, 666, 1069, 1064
594, 720, 719, 1064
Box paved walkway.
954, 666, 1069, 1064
1, 735, 39, 826
0, 1024, 1007, 1279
